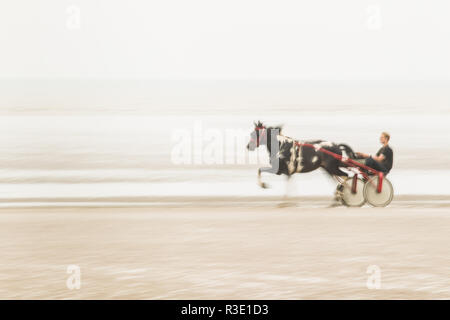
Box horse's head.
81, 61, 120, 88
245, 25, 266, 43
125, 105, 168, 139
247, 121, 284, 151
247, 121, 267, 151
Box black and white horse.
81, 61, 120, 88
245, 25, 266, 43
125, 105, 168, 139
246, 121, 356, 191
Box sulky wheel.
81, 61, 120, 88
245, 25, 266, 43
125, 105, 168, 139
363, 176, 394, 207
338, 177, 366, 207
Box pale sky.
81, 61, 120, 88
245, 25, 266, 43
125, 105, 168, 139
1, 0, 450, 79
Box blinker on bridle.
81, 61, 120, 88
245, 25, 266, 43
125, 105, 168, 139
250, 126, 266, 147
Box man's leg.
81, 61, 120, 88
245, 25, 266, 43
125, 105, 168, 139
365, 157, 387, 174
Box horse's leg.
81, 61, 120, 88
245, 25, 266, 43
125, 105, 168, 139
258, 167, 273, 188
321, 166, 347, 207
275, 175, 295, 208
284, 174, 291, 198
335, 168, 349, 177
322, 160, 349, 178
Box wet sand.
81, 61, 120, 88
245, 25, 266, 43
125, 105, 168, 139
1, 202, 450, 299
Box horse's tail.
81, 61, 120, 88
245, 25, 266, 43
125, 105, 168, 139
338, 143, 356, 159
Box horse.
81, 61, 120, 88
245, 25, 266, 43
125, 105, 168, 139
246, 121, 356, 195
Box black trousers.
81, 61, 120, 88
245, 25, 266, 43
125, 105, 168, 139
365, 157, 388, 174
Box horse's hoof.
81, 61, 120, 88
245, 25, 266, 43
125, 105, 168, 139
328, 201, 343, 208
260, 182, 269, 189
277, 202, 296, 208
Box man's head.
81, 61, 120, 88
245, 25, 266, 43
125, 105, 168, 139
380, 132, 390, 145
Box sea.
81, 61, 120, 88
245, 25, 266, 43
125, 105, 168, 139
1, 79, 449, 207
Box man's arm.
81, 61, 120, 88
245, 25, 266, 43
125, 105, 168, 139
372, 154, 385, 162
355, 152, 370, 159
355, 152, 385, 162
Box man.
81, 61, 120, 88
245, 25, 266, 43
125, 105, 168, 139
355, 132, 393, 175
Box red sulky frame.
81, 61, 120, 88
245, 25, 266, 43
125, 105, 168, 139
296, 142, 385, 194
253, 126, 384, 194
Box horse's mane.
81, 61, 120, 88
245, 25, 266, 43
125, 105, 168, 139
267, 126, 283, 136
254, 121, 282, 132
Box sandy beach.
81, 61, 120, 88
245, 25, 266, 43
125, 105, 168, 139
1, 200, 449, 300
3, 0, 450, 302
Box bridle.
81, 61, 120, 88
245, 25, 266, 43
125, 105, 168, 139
250, 126, 267, 147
